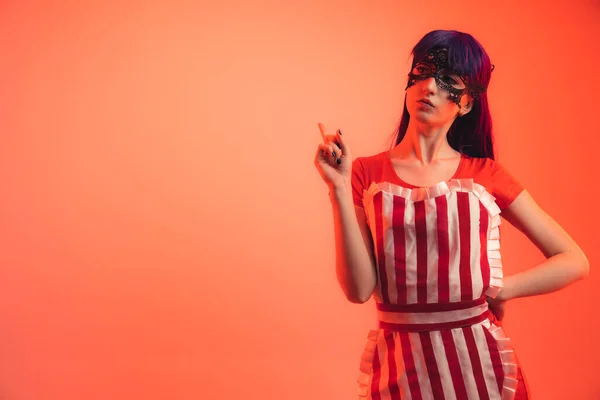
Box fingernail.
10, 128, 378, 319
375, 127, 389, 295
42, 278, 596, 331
332, 151, 336, 157
336, 158, 341, 164
338, 129, 342, 135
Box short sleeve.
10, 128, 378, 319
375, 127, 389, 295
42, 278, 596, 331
489, 159, 525, 211
351, 158, 367, 208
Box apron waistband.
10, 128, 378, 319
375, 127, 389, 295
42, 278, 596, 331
377, 297, 491, 332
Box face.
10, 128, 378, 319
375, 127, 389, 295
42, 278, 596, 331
405, 48, 474, 127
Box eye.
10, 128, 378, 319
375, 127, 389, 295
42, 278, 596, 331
439, 70, 466, 89
442, 75, 458, 84
412, 63, 433, 75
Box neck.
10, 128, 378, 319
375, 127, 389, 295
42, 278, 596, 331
392, 119, 460, 165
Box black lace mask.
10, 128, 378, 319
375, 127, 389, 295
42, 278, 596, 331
405, 47, 491, 108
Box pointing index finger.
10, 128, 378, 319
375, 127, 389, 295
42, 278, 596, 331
317, 122, 327, 141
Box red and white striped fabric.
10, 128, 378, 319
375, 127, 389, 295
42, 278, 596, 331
357, 179, 521, 400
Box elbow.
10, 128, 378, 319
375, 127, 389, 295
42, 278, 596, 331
347, 294, 371, 304
569, 250, 590, 279
338, 262, 377, 304
562, 250, 590, 280
347, 296, 371, 304
346, 286, 375, 304
580, 254, 590, 279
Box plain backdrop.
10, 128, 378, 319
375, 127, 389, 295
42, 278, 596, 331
1, 0, 599, 399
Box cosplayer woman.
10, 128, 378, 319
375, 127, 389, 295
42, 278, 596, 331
314, 30, 589, 399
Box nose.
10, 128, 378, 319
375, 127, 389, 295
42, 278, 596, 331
421, 76, 437, 93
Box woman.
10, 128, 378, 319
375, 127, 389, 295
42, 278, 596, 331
314, 30, 589, 399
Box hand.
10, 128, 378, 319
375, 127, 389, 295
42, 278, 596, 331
486, 296, 506, 322
313, 123, 352, 190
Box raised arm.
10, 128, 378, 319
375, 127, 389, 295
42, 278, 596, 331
314, 123, 377, 304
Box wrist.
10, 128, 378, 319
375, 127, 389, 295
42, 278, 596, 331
329, 179, 350, 193
498, 277, 515, 301
328, 181, 352, 202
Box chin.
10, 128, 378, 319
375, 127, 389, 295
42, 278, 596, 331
411, 111, 435, 124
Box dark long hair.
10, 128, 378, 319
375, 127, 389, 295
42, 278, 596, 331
392, 30, 496, 159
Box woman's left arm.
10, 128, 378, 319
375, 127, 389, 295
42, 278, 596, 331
497, 190, 590, 301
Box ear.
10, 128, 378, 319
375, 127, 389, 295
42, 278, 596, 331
458, 95, 474, 117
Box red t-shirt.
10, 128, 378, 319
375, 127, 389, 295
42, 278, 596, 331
351, 151, 524, 211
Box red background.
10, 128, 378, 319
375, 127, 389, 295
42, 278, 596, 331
1, 1, 598, 399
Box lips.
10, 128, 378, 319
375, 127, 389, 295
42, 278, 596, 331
418, 99, 434, 107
